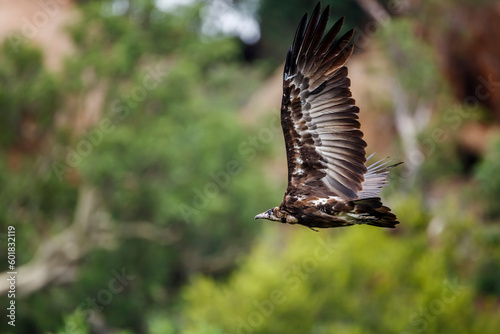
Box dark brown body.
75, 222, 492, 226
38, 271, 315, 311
278, 187, 398, 229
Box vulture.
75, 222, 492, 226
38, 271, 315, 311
254, 2, 401, 230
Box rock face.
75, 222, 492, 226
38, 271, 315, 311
435, 3, 500, 122
418, 2, 500, 162
0, 0, 76, 71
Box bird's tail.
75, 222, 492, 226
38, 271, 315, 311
350, 197, 399, 228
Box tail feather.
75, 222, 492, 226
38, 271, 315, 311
351, 197, 399, 228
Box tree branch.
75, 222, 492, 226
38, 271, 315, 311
0, 185, 180, 297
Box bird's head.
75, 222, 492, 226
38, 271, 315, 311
254, 207, 282, 222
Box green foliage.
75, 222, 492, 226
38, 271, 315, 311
378, 18, 444, 104
474, 135, 500, 219
418, 126, 463, 182
389, 192, 431, 231
0, 157, 78, 259
0, 42, 60, 147
57, 309, 90, 334
1, 1, 500, 333
0, 1, 278, 333
182, 197, 500, 334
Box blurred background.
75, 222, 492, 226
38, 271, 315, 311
1, 0, 500, 333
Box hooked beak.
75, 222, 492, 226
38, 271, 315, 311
254, 212, 267, 220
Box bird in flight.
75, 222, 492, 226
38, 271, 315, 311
255, 2, 401, 230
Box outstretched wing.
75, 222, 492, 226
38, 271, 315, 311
281, 3, 367, 201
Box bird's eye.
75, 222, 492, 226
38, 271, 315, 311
267, 209, 273, 216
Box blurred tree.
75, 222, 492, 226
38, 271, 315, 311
474, 135, 500, 220
0, 1, 281, 333
0, 43, 60, 150
1, 1, 500, 333
182, 196, 500, 334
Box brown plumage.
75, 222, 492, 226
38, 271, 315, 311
254, 2, 401, 230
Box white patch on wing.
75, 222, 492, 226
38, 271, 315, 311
310, 196, 343, 205
293, 121, 302, 134
293, 168, 304, 175
311, 198, 328, 205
